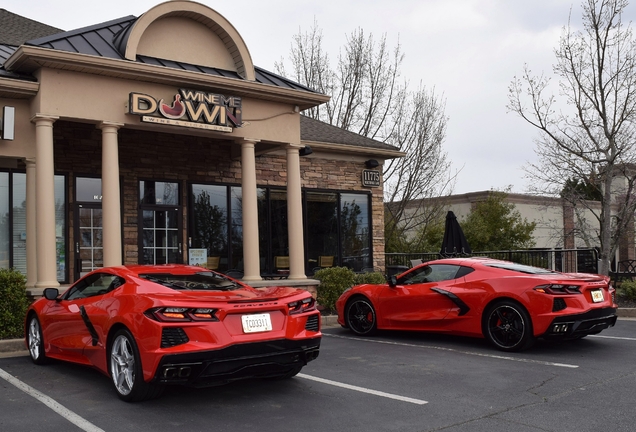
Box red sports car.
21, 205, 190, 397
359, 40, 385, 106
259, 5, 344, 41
336, 257, 618, 351
25, 265, 321, 401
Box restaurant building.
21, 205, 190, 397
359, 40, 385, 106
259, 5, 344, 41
0, 1, 403, 291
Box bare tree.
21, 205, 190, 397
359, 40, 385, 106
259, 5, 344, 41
276, 21, 455, 250
508, 0, 636, 275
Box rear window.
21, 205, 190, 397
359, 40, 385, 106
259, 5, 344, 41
483, 262, 558, 275
139, 272, 240, 291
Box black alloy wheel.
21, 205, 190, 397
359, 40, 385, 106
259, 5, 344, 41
345, 297, 378, 336
483, 300, 535, 352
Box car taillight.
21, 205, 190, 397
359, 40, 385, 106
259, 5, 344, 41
534, 284, 582, 295
145, 307, 219, 322
288, 297, 316, 315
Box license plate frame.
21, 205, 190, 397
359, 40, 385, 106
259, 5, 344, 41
241, 313, 273, 333
590, 289, 604, 303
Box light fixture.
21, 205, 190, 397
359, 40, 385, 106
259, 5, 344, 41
365, 159, 379, 168
299, 145, 313, 156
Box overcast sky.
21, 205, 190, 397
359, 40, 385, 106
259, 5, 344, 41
5, 0, 635, 195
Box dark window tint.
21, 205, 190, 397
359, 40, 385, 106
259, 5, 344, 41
398, 264, 461, 285
456, 266, 475, 278
66, 273, 124, 300
140, 271, 240, 291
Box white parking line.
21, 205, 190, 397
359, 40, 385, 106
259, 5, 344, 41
590, 334, 636, 341
298, 373, 428, 405
0, 367, 105, 432
325, 334, 579, 368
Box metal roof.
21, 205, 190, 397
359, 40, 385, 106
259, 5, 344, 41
0, 10, 400, 155
6, 15, 317, 92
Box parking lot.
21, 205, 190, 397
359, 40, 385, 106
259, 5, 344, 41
1, 319, 635, 432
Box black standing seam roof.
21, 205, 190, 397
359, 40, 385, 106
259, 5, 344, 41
10, 15, 320, 93
0, 9, 401, 153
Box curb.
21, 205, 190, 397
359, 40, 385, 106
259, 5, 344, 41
2, 311, 633, 354
0, 338, 25, 354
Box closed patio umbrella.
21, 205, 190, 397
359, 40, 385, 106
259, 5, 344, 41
440, 211, 471, 257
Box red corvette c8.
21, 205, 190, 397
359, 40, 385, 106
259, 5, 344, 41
25, 265, 321, 401
336, 257, 618, 351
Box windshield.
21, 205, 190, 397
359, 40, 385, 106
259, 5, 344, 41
139, 272, 240, 291
483, 262, 558, 275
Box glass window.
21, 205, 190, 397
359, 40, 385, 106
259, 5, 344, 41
398, 264, 461, 285
55, 175, 66, 281
230, 186, 244, 272
76, 177, 102, 202
65, 272, 124, 300
306, 192, 338, 273
11, 173, 25, 273
188, 186, 372, 277
270, 189, 288, 272
0, 172, 9, 270
191, 185, 228, 271
140, 181, 179, 205
340, 193, 370, 272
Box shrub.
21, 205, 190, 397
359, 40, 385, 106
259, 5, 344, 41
620, 280, 636, 301
314, 267, 356, 313
354, 271, 386, 285
0, 268, 29, 339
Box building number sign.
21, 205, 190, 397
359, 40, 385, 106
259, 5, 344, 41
362, 169, 380, 188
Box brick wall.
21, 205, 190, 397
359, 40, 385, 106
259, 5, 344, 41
53, 121, 385, 279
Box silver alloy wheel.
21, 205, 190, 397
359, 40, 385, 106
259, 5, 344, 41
110, 334, 136, 396
28, 317, 41, 360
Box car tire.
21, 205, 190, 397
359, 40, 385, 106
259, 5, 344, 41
345, 296, 378, 336
27, 315, 47, 365
108, 328, 164, 402
482, 300, 535, 352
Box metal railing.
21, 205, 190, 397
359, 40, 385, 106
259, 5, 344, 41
385, 248, 599, 274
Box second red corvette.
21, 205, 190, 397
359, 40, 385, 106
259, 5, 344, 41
337, 257, 617, 351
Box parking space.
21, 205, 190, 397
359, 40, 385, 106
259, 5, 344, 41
1, 320, 635, 432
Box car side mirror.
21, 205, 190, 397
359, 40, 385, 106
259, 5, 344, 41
387, 275, 397, 288
43, 288, 59, 301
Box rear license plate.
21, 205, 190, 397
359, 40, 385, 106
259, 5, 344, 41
241, 313, 272, 333
591, 289, 604, 303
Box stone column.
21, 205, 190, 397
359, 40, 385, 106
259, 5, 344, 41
31, 115, 60, 288
99, 122, 124, 267
25, 158, 37, 288
240, 139, 262, 281
286, 144, 306, 280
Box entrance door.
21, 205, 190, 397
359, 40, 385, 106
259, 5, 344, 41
138, 181, 183, 265
140, 207, 182, 264
75, 204, 103, 279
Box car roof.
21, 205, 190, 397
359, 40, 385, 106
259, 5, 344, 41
427, 257, 507, 267
90, 264, 209, 278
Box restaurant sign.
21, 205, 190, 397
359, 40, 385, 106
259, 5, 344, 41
362, 169, 380, 188
128, 89, 242, 132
